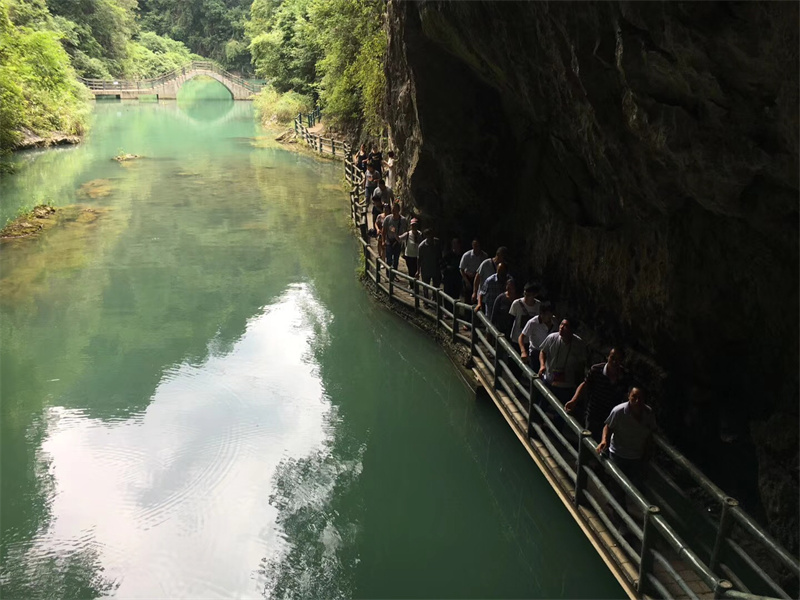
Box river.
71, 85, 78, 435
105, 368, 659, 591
0, 78, 622, 598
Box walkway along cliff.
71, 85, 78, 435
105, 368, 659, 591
382, 0, 799, 560
294, 112, 799, 599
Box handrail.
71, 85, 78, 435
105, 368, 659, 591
294, 121, 800, 600
294, 115, 355, 166
77, 60, 265, 93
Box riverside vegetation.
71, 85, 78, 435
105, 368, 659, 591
1, 0, 388, 158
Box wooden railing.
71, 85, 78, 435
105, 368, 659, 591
77, 61, 265, 94
339, 179, 799, 599
293, 111, 351, 159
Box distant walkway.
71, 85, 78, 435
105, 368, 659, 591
77, 61, 263, 100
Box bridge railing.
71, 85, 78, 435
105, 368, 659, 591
329, 160, 800, 599
77, 61, 265, 94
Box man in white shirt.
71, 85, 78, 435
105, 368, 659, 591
509, 282, 541, 342
459, 239, 487, 303
538, 318, 586, 405
518, 301, 556, 368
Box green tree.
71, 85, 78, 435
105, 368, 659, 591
138, 0, 252, 73
247, 0, 386, 134
308, 0, 385, 134
46, 0, 138, 73
0, 0, 91, 153
248, 0, 321, 96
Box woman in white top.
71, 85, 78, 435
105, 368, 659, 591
383, 151, 396, 189
399, 217, 422, 278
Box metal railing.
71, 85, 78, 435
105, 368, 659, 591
77, 61, 265, 94
293, 113, 351, 159
333, 169, 800, 599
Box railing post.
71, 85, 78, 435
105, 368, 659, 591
713, 579, 734, 599
574, 430, 592, 507
637, 506, 661, 595
493, 332, 503, 390
710, 497, 739, 572
527, 376, 536, 437
388, 266, 394, 301
451, 300, 458, 343
375, 253, 381, 287
413, 279, 420, 314
436, 292, 442, 331
470, 309, 478, 358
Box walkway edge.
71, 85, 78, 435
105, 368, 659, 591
473, 364, 640, 600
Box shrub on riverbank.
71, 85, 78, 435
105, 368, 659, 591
253, 86, 313, 125
0, 1, 91, 154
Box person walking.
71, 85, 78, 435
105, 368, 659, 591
565, 348, 628, 441
538, 318, 587, 405
418, 228, 443, 295
597, 387, 656, 491
509, 282, 541, 344
382, 203, 407, 270
399, 218, 423, 278
459, 239, 487, 303
383, 150, 396, 189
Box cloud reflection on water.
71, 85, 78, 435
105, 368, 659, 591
16, 285, 345, 598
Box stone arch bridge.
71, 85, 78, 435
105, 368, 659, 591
78, 61, 264, 100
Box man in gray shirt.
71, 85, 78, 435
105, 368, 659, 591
459, 239, 487, 303
597, 387, 656, 490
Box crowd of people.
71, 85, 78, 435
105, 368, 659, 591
352, 145, 657, 492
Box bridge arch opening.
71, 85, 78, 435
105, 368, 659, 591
177, 75, 234, 102
177, 77, 235, 123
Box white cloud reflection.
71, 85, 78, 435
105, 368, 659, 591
30, 284, 332, 598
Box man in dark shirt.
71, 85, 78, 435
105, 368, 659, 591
368, 145, 383, 174
565, 347, 627, 441
491, 278, 518, 339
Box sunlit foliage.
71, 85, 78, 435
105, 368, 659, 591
0, 0, 91, 152
248, 0, 386, 134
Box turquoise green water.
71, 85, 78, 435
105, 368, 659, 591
0, 79, 623, 598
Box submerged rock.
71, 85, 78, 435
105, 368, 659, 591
78, 179, 113, 199
113, 153, 142, 162
1, 205, 57, 238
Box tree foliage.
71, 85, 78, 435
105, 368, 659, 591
0, 0, 91, 152
248, 0, 386, 134
138, 0, 252, 73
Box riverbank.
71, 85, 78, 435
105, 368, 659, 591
13, 129, 82, 151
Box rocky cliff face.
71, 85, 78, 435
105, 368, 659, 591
385, 0, 798, 550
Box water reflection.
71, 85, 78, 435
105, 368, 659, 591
176, 76, 235, 124
176, 100, 235, 124
8, 288, 332, 598
0, 90, 623, 599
